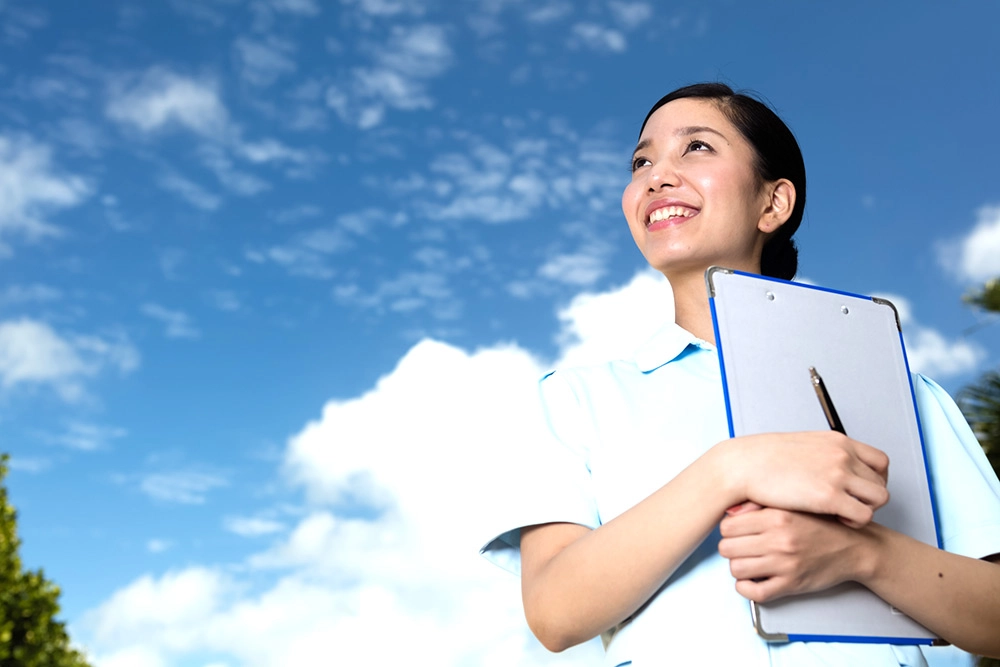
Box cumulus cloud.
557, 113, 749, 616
0, 133, 91, 245
0, 318, 139, 401
873, 292, 985, 379
78, 273, 675, 666
141, 304, 201, 339
938, 204, 1000, 283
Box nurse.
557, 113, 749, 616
481, 83, 1000, 666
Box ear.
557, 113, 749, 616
757, 179, 796, 234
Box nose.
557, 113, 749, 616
647, 159, 678, 191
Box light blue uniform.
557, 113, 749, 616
481, 323, 1000, 667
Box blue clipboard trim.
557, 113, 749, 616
894, 327, 944, 550
707, 267, 943, 644
708, 293, 736, 440
785, 633, 933, 645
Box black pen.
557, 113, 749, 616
809, 367, 846, 434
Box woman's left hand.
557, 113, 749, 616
718, 506, 872, 602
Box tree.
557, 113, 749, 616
0, 454, 92, 667
957, 278, 1000, 667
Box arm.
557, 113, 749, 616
718, 509, 1000, 658
520, 431, 889, 652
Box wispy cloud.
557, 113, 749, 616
570, 23, 627, 53
233, 35, 297, 87
50, 421, 128, 451
224, 516, 286, 537
141, 304, 201, 339
139, 471, 229, 504
0, 133, 91, 248
157, 172, 222, 211
0, 283, 62, 306
326, 23, 452, 129
938, 204, 1000, 283
0, 318, 139, 401
107, 68, 229, 137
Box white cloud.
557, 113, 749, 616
608, 1, 653, 29
0, 133, 91, 244
157, 172, 222, 211
107, 68, 228, 137
206, 290, 241, 312
938, 204, 1000, 283
233, 36, 297, 87
873, 293, 985, 379
147, 539, 173, 554
199, 145, 271, 196
224, 516, 286, 537
52, 421, 127, 451
141, 304, 201, 339
570, 23, 627, 53
325, 23, 452, 128
140, 471, 229, 504
525, 1, 572, 23
269, 0, 320, 14
78, 273, 677, 666
0, 283, 62, 306
0, 318, 139, 401
422, 134, 623, 225
538, 251, 608, 287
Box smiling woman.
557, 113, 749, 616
480, 83, 1000, 666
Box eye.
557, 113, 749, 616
630, 156, 651, 173
684, 139, 713, 154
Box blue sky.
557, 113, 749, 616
2, 1, 999, 665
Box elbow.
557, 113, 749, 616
524, 603, 588, 653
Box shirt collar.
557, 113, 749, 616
633, 322, 715, 373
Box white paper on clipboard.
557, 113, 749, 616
706, 266, 941, 645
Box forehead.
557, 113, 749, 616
638, 97, 739, 145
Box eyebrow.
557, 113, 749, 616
631, 125, 731, 156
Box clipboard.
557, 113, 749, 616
706, 267, 942, 645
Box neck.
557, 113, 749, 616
668, 270, 717, 344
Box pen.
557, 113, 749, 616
809, 366, 845, 434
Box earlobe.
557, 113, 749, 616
758, 179, 796, 234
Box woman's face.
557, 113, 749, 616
622, 97, 774, 278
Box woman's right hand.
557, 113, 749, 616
722, 431, 890, 529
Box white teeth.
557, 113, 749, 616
649, 206, 695, 223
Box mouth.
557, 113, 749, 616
646, 204, 699, 227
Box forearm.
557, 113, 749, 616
860, 526, 1000, 657
522, 444, 740, 651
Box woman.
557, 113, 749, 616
480, 83, 1000, 666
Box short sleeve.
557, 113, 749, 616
914, 374, 1000, 559
479, 369, 601, 575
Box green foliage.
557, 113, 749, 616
0, 455, 91, 667
959, 279, 1000, 667
963, 278, 1000, 314
959, 371, 1000, 478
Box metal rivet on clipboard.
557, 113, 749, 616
765, 291, 775, 301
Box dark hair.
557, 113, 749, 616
640, 83, 805, 280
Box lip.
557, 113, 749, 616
643, 198, 700, 226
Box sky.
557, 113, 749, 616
1, 1, 999, 665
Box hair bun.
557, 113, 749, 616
761, 236, 798, 281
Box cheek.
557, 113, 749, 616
621, 181, 641, 224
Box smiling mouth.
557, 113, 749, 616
647, 205, 698, 226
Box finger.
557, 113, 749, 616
728, 554, 777, 581
734, 576, 789, 603
852, 441, 890, 480
718, 533, 770, 559
725, 501, 764, 517
844, 476, 891, 511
